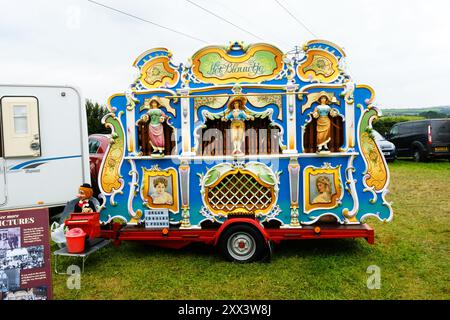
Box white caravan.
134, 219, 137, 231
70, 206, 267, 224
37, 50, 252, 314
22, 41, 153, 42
0, 85, 90, 212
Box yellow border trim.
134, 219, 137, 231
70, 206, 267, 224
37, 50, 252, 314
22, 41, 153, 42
132, 47, 170, 67
306, 39, 346, 57
304, 165, 342, 213
191, 43, 284, 84
141, 167, 179, 213
107, 89, 178, 113
298, 49, 340, 83
356, 84, 375, 104
189, 84, 289, 94
139, 56, 179, 88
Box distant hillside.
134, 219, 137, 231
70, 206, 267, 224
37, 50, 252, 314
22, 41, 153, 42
380, 106, 450, 117
373, 106, 449, 133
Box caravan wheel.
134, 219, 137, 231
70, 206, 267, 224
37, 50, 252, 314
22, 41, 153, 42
219, 225, 266, 263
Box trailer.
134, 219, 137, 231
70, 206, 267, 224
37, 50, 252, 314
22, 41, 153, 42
0, 85, 90, 212
92, 40, 392, 262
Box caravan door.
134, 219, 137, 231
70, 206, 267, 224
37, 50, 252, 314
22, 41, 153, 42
0, 96, 41, 208
1, 97, 41, 158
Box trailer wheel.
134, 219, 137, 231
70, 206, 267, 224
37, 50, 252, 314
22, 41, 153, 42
219, 225, 267, 263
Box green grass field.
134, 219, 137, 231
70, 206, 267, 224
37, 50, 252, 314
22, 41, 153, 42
51, 160, 450, 300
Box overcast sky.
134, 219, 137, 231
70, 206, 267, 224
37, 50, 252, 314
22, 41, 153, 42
1, 0, 449, 108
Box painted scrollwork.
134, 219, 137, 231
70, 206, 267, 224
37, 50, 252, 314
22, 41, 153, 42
358, 106, 388, 192
99, 113, 125, 194
193, 95, 229, 123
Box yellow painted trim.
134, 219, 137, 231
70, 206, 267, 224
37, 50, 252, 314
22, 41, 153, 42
360, 131, 388, 192
306, 39, 346, 57
300, 84, 345, 91
189, 84, 288, 94
131, 89, 178, 96
191, 43, 284, 84
107, 90, 179, 114
141, 167, 179, 213
132, 47, 170, 67
99, 115, 125, 194
304, 166, 342, 213
298, 49, 340, 83
139, 56, 179, 88
191, 42, 283, 60
107, 93, 124, 112
356, 84, 376, 104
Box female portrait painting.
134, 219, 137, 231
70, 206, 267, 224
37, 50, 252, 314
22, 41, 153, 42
310, 174, 336, 205
149, 176, 173, 205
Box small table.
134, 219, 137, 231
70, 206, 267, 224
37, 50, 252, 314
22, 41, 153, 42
53, 239, 111, 274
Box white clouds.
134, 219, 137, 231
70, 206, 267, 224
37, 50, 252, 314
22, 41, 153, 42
0, 0, 449, 108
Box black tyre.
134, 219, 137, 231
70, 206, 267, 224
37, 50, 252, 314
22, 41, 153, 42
413, 149, 423, 162
219, 224, 267, 263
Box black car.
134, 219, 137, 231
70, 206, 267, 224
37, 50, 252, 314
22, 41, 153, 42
386, 119, 450, 162
373, 130, 396, 162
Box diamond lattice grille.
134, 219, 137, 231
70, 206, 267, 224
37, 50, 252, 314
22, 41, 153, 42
206, 172, 274, 214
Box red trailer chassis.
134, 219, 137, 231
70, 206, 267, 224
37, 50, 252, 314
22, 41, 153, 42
100, 218, 374, 250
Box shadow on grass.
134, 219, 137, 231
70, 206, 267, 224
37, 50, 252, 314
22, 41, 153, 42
273, 238, 373, 259
51, 237, 375, 275
91, 237, 373, 262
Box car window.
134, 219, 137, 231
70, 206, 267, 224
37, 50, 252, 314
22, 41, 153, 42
88, 138, 101, 154
390, 126, 398, 136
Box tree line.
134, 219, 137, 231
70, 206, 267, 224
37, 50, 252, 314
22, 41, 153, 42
85, 99, 110, 135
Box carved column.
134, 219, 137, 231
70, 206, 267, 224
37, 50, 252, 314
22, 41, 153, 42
179, 160, 193, 229
125, 91, 138, 155
179, 87, 195, 156
282, 158, 301, 228
283, 83, 298, 154
344, 80, 356, 149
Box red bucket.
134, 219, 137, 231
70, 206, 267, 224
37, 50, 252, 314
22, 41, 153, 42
66, 228, 86, 253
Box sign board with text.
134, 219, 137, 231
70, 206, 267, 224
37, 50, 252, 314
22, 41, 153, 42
191, 43, 284, 84
0, 208, 52, 300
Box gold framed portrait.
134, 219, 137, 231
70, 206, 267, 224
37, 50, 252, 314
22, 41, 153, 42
304, 164, 343, 213
141, 166, 179, 213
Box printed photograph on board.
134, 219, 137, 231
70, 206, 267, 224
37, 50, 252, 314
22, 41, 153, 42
0, 227, 21, 250
0, 285, 48, 301
0, 245, 44, 271
0, 268, 21, 297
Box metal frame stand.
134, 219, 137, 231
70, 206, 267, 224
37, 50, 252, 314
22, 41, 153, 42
53, 239, 111, 274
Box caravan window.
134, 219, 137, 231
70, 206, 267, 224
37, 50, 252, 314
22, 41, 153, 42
0, 97, 41, 158
13, 105, 29, 134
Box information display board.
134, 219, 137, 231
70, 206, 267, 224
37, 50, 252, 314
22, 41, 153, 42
0, 208, 52, 300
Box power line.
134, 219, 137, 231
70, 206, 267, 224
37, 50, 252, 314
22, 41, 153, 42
87, 0, 208, 44
185, 0, 264, 41
273, 0, 318, 38
212, 0, 292, 49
